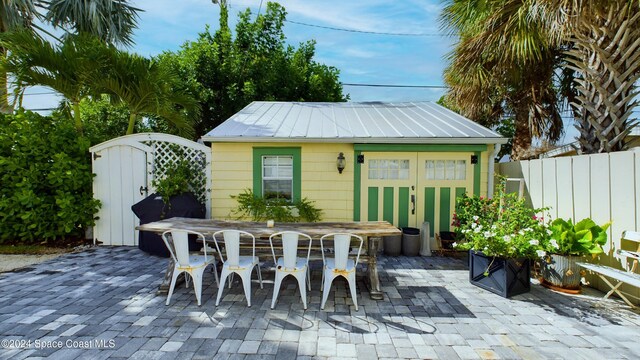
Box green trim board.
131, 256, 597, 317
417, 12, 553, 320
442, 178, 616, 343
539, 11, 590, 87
354, 144, 487, 152
398, 187, 410, 228
367, 187, 379, 221
455, 187, 466, 203
439, 187, 451, 232
252, 147, 301, 202
353, 150, 362, 221
473, 151, 481, 196
424, 187, 436, 236
383, 187, 394, 224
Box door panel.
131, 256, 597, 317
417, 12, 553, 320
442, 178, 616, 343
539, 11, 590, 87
93, 145, 148, 245
361, 153, 417, 227
416, 153, 473, 236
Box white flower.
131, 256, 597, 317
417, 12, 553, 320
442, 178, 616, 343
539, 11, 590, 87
536, 250, 546, 257
474, 226, 482, 233
484, 231, 495, 237
518, 230, 525, 235
529, 239, 539, 246
473, 215, 479, 221
503, 235, 512, 243
550, 239, 559, 249
546, 229, 553, 236
491, 225, 497, 230
471, 223, 478, 229
452, 242, 458, 248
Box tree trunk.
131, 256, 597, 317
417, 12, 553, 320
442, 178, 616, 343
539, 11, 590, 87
72, 102, 83, 134
510, 108, 533, 160
567, 3, 640, 154
126, 112, 137, 135
0, 47, 12, 114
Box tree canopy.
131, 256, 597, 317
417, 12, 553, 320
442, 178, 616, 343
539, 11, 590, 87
158, 2, 347, 139
440, 0, 568, 160
440, 0, 640, 156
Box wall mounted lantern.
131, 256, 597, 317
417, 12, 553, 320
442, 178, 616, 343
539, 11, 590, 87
337, 152, 346, 174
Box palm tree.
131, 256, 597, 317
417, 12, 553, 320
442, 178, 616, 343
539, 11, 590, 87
45, 0, 140, 46
0, 0, 141, 112
441, 0, 565, 160
98, 51, 197, 138
445, 0, 640, 154
0, 31, 108, 132
1, 32, 196, 137
556, 0, 640, 153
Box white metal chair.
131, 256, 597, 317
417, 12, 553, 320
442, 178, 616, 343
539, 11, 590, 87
212, 230, 263, 307
161, 229, 219, 306
269, 231, 313, 309
320, 233, 364, 311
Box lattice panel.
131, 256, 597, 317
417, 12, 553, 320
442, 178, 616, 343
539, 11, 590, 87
142, 140, 209, 204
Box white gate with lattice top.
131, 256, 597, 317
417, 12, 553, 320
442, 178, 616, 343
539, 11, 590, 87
90, 133, 211, 246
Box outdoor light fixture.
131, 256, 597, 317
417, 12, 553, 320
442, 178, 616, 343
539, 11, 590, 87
337, 152, 346, 174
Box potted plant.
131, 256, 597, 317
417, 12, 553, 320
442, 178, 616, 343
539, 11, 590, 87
539, 217, 610, 290
453, 186, 548, 298
230, 189, 323, 223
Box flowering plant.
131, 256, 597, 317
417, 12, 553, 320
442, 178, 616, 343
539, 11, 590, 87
452, 184, 549, 259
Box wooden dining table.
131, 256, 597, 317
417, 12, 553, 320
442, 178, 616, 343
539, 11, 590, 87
136, 217, 402, 300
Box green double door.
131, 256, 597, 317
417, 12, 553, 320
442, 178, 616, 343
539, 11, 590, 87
361, 152, 473, 235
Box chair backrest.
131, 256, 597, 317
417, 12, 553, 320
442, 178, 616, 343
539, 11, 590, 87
269, 231, 312, 270
162, 229, 207, 267
212, 230, 255, 267
320, 233, 364, 269
620, 231, 640, 272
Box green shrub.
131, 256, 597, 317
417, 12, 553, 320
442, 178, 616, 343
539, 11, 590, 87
0, 111, 101, 243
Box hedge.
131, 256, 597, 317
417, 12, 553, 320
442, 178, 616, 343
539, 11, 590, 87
0, 111, 100, 243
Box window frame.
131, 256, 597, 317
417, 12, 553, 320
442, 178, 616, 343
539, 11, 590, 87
252, 147, 301, 202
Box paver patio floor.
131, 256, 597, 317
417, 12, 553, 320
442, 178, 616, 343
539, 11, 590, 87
1, 246, 639, 359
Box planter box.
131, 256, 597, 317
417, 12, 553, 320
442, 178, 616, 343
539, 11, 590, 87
468, 250, 531, 298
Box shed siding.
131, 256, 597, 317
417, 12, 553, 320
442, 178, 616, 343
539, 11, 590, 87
211, 142, 354, 221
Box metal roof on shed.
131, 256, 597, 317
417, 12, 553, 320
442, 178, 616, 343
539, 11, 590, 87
202, 101, 508, 144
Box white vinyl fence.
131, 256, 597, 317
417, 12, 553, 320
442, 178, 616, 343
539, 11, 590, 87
497, 149, 640, 303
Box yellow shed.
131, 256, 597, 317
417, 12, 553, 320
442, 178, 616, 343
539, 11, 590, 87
202, 101, 508, 237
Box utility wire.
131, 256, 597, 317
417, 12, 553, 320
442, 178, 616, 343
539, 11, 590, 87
341, 83, 448, 89
285, 20, 448, 37
21, 91, 59, 96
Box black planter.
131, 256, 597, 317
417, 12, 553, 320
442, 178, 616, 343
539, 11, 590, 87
132, 192, 205, 257
468, 250, 531, 298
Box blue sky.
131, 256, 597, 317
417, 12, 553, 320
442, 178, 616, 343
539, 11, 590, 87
23, 1, 451, 108
22, 0, 614, 145
133, 0, 450, 103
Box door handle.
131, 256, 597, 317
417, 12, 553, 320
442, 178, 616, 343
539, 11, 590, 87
139, 186, 148, 196
410, 194, 415, 214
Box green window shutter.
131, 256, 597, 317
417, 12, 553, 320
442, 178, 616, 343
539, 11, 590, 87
252, 147, 301, 202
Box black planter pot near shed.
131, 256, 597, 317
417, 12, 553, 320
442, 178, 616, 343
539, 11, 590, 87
468, 250, 531, 298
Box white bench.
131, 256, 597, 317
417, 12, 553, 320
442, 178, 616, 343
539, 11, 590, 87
577, 230, 640, 308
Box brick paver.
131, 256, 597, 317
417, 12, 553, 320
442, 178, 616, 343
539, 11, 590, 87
1, 247, 640, 359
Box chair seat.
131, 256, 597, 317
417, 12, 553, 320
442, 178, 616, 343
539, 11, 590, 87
225, 255, 259, 270
324, 258, 356, 272
276, 257, 307, 271
176, 255, 215, 269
